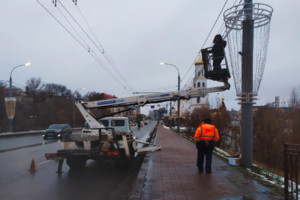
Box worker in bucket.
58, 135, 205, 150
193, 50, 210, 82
194, 118, 219, 174
208, 34, 227, 71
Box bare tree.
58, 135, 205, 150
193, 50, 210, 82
253, 106, 285, 172
84, 92, 117, 119
190, 107, 210, 130
25, 77, 43, 102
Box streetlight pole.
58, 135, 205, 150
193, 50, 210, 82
160, 62, 181, 133
73, 88, 84, 128
8, 62, 31, 132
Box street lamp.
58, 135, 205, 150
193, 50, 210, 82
9, 62, 31, 97
7, 62, 31, 132
73, 88, 85, 127
160, 62, 181, 133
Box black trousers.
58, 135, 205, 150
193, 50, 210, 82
196, 140, 215, 173
213, 58, 223, 71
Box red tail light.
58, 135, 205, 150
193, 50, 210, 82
45, 153, 57, 158
107, 151, 119, 156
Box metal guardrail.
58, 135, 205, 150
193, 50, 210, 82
284, 143, 300, 200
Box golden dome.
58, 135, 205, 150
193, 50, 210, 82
195, 57, 203, 65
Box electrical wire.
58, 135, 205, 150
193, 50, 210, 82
36, 0, 132, 95
201, 0, 229, 50
58, 0, 133, 92
181, 0, 229, 88
36, 0, 89, 52
134, 85, 178, 93
56, 6, 90, 50
76, 5, 134, 92
182, 0, 243, 89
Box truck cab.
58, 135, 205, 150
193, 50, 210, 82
99, 117, 132, 134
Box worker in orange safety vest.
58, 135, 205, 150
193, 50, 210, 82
194, 118, 219, 174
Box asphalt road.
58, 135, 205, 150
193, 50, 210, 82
0, 121, 157, 200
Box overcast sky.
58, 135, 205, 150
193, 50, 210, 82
1, 0, 299, 114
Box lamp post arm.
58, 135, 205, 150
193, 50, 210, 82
164, 63, 180, 77
10, 64, 26, 78
161, 62, 181, 89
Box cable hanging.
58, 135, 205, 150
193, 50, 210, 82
181, 0, 229, 89
52, 0, 77, 7
37, 0, 133, 95
60, 0, 134, 93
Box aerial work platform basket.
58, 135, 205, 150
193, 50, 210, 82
201, 47, 231, 83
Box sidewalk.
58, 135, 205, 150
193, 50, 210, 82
133, 123, 284, 200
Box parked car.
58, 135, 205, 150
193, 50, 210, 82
43, 124, 72, 139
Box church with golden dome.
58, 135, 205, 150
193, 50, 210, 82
180, 57, 209, 115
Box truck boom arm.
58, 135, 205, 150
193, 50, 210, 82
75, 83, 229, 128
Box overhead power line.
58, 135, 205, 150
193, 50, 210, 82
75, 5, 134, 91
56, 6, 90, 50
36, 0, 89, 51
182, 0, 234, 89
36, 0, 133, 95
57, 0, 134, 92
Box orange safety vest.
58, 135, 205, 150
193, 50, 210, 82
194, 123, 219, 142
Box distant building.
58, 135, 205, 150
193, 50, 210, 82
275, 96, 280, 108
149, 110, 160, 120
181, 57, 209, 116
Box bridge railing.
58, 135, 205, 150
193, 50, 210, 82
284, 143, 300, 200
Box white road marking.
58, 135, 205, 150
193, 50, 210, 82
37, 160, 51, 165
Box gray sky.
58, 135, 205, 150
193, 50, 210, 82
1, 0, 300, 114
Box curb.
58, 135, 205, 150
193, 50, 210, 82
129, 123, 158, 200
129, 152, 151, 200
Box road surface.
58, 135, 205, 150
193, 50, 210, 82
0, 120, 157, 200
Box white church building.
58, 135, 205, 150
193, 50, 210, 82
180, 57, 209, 116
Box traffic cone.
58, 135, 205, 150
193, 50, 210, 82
29, 157, 37, 172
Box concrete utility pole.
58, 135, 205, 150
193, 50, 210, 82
241, 0, 254, 167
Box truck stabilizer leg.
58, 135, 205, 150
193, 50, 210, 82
56, 159, 64, 174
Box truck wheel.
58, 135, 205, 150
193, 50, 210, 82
67, 156, 86, 169
116, 150, 130, 169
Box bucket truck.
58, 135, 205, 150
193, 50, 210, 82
45, 82, 230, 173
